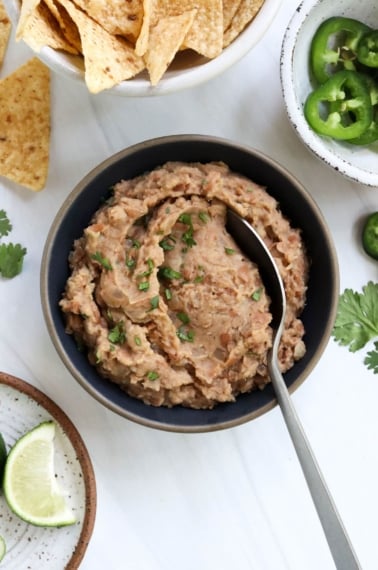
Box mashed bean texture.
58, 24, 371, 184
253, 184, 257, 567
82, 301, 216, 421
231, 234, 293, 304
60, 162, 308, 409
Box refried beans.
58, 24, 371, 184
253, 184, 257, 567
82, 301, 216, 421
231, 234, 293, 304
60, 161, 308, 409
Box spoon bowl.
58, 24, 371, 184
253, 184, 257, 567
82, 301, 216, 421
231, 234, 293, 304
226, 208, 361, 570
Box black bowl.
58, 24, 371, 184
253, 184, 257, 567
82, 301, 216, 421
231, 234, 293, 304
41, 135, 339, 433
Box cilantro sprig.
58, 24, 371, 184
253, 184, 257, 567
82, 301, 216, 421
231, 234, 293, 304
332, 282, 378, 373
0, 209, 27, 279
0, 210, 12, 237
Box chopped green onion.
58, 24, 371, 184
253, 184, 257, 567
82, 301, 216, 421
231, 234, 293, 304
131, 238, 141, 248
138, 281, 150, 291
138, 258, 155, 278
177, 326, 195, 343
178, 213, 192, 225
149, 296, 159, 311
91, 251, 112, 270
146, 371, 159, 381
178, 213, 196, 248
224, 247, 235, 255
125, 257, 136, 269
251, 287, 263, 301
108, 322, 126, 344
159, 235, 176, 251
158, 266, 182, 280
198, 211, 209, 223
194, 265, 205, 283
177, 312, 190, 324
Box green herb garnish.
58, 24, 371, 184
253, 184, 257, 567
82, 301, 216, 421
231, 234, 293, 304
125, 257, 136, 269
332, 282, 378, 373
0, 243, 27, 278
177, 312, 190, 324
134, 336, 142, 346
365, 342, 378, 373
149, 296, 159, 311
130, 238, 141, 248
198, 211, 209, 224
165, 288, 172, 301
194, 265, 205, 283
158, 266, 182, 280
178, 213, 196, 248
138, 281, 150, 291
138, 258, 154, 278
0, 209, 12, 237
224, 247, 235, 255
108, 322, 126, 345
251, 287, 263, 301
146, 371, 159, 381
0, 210, 27, 279
91, 251, 112, 270
159, 235, 176, 251
177, 326, 195, 343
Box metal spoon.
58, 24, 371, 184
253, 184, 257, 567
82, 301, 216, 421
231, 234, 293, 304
226, 208, 361, 570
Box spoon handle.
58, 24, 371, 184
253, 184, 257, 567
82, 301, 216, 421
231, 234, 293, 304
268, 358, 361, 570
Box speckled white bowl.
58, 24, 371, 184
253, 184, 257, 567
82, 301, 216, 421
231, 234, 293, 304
5, 0, 283, 97
281, 0, 378, 187
0, 371, 96, 569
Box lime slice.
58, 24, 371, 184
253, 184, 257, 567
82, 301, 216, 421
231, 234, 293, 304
0, 535, 5, 563
0, 432, 7, 486
3, 421, 76, 527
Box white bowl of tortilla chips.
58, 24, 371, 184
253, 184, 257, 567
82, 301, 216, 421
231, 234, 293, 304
6, 0, 283, 95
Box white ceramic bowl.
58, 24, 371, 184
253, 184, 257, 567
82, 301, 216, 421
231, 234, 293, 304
281, 0, 378, 187
6, 0, 283, 97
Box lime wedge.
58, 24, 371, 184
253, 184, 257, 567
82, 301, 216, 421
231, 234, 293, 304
0, 535, 5, 563
0, 535, 5, 562
3, 421, 76, 527
0, 432, 6, 486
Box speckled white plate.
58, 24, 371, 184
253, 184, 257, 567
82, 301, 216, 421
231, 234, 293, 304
281, 0, 378, 187
0, 372, 96, 569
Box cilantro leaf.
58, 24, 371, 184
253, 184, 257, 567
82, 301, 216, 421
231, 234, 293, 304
91, 251, 112, 270
176, 326, 195, 342
0, 210, 12, 238
146, 371, 159, 381
0, 243, 27, 278
108, 322, 126, 345
149, 296, 159, 311
365, 342, 378, 374
332, 282, 378, 352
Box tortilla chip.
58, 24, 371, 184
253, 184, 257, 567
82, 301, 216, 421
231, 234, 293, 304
44, 0, 82, 52
0, 0, 11, 67
138, 0, 222, 61
135, 0, 152, 57
223, 0, 264, 48
15, 0, 40, 40
17, 0, 79, 54
146, 10, 196, 86
73, 0, 143, 40
222, 0, 242, 32
0, 58, 50, 191
179, 0, 223, 59
56, 0, 145, 93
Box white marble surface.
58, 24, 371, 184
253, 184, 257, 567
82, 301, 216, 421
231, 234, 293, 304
1, 1, 378, 569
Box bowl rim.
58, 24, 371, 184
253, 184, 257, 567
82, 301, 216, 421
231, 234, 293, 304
280, 0, 378, 188
5, 0, 283, 96
40, 134, 340, 433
